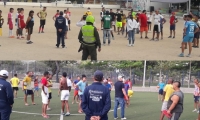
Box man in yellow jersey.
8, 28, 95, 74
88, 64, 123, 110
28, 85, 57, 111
22, 71, 36, 106
10, 74, 20, 98
37, 7, 47, 33
47, 73, 53, 111
159, 78, 174, 120
85, 7, 92, 16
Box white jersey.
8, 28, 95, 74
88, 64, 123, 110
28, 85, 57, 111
154, 14, 163, 25
147, 14, 153, 22
63, 14, 68, 26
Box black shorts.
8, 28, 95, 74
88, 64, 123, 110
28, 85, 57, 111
27, 27, 33, 35
153, 25, 159, 32
194, 32, 200, 39
48, 92, 52, 100
13, 87, 19, 91
40, 20, 46, 26
68, 20, 71, 24
159, 89, 163, 95
147, 22, 151, 24
24, 90, 33, 95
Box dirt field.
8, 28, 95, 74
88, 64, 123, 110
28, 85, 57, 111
0, 5, 199, 60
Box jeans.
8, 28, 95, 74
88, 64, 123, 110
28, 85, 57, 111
114, 97, 125, 118
103, 29, 111, 44
128, 29, 135, 45
0, 107, 12, 120
56, 31, 65, 47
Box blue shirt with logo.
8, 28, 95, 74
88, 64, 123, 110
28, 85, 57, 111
158, 82, 165, 90
185, 21, 198, 36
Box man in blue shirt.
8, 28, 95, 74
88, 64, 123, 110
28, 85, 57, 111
81, 70, 111, 120
179, 14, 199, 57
0, 70, 14, 120
157, 80, 165, 101
104, 79, 111, 91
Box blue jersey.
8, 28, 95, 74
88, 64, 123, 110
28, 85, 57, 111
158, 82, 165, 90
76, 80, 87, 95
185, 21, 198, 36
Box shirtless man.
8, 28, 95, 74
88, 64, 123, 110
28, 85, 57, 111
60, 72, 72, 116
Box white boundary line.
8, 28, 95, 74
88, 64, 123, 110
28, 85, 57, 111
60, 110, 63, 120
12, 111, 85, 116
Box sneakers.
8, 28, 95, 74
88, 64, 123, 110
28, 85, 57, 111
155, 38, 159, 41
46, 108, 51, 111
114, 117, 118, 120
121, 117, 127, 120
65, 112, 70, 116
27, 41, 33, 44
193, 109, 197, 112
145, 36, 149, 39
168, 36, 172, 38
186, 54, 191, 57
173, 36, 175, 39
150, 38, 154, 41
179, 53, 184, 57
127, 44, 131, 47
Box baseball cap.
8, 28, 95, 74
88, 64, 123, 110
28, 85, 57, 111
94, 70, 103, 81
0, 70, 9, 77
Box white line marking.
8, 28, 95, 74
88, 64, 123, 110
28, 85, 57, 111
60, 110, 63, 120
12, 111, 84, 116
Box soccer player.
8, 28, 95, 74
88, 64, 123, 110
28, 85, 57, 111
37, 7, 47, 33
18, 8, 25, 39
41, 71, 51, 118
7, 8, 15, 38
102, 10, 112, 45
33, 76, 39, 97
168, 12, 178, 39
72, 76, 80, 104
22, 71, 35, 106
60, 72, 72, 116
139, 10, 148, 39
179, 15, 199, 57
10, 74, 20, 98
0, 10, 4, 37
47, 73, 53, 110
157, 80, 165, 101
85, 7, 92, 16
53, 10, 59, 21
115, 9, 123, 35
193, 79, 199, 113
25, 10, 34, 44
75, 74, 87, 113
66, 8, 71, 31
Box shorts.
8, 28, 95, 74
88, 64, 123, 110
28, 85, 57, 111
24, 90, 33, 95
41, 92, 49, 104
34, 86, 39, 91
66, 25, 68, 31
48, 92, 52, 100
40, 20, 46, 26
170, 25, 175, 31
122, 22, 126, 27
9, 22, 13, 29
12, 87, 19, 91
159, 89, 163, 95
68, 20, 71, 24
0, 28, 2, 36
153, 25, 160, 32
194, 32, 200, 39
112, 21, 116, 26
147, 22, 151, 24
116, 22, 122, 28
170, 112, 182, 120
79, 95, 83, 100
194, 95, 199, 102
61, 90, 70, 101
140, 26, 148, 32
161, 101, 168, 111
74, 90, 78, 96
183, 35, 194, 43
27, 27, 33, 35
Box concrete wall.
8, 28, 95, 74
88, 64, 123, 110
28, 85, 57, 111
147, 2, 169, 11
4, 2, 120, 8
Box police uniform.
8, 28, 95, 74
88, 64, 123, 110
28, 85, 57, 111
78, 15, 101, 60
81, 70, 111, 120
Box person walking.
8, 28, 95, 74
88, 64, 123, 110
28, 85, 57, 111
160, 79, 174, 120
167, 81, 184, 120
60, 72, 72, 116
55, 11, 66, 48
102, 11, 112, 45
10, 74, 20, 98
37, 7, 47, 33
81, 70, 111, 120
78, 15, 101, 60
127, 14, 137, 46
114, 76, 128, 120
0, 70, 14, 120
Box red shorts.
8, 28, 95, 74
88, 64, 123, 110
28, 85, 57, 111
74, 90, 78, 96
140, 26, 148, 32
9, 22, 13, 30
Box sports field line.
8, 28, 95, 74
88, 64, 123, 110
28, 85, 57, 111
12, 111, 85, 116
60, 110, 63, 120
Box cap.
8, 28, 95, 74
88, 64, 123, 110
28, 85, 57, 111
94, 70, 103, 81
0, 70, 9, 77
118, 75, 123, 79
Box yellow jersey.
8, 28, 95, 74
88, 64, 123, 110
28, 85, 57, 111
122, 16, 126, 23
23, 76, 32, 90
39, 10, 47, 20
48, 80, 52, 93
164, 84, 174, 101
10, 77, 19, 87
85, 11, 92, 16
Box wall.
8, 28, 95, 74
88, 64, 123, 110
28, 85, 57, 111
4, 2, 120, 8
147, 2, 169, 11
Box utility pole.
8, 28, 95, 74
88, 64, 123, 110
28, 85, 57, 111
142, 60, 146, 87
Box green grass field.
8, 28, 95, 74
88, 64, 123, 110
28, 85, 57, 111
10, 89, 198, 120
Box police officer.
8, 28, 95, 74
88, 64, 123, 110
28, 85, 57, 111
55, 11, 66, 48
81, 70, 111, 120
0, 70, 14, 120
78, 15, 101, 60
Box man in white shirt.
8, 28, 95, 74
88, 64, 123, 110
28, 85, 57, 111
151, 10, 163, 41
63, 10, 69, 39
147, 11, 153, 31
76, 15, 86, 27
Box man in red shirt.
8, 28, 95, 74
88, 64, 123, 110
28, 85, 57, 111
139, 10, 149, 39
41, 71, 51, 118
53, 10, 59, 21
168, 12, 178, 39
